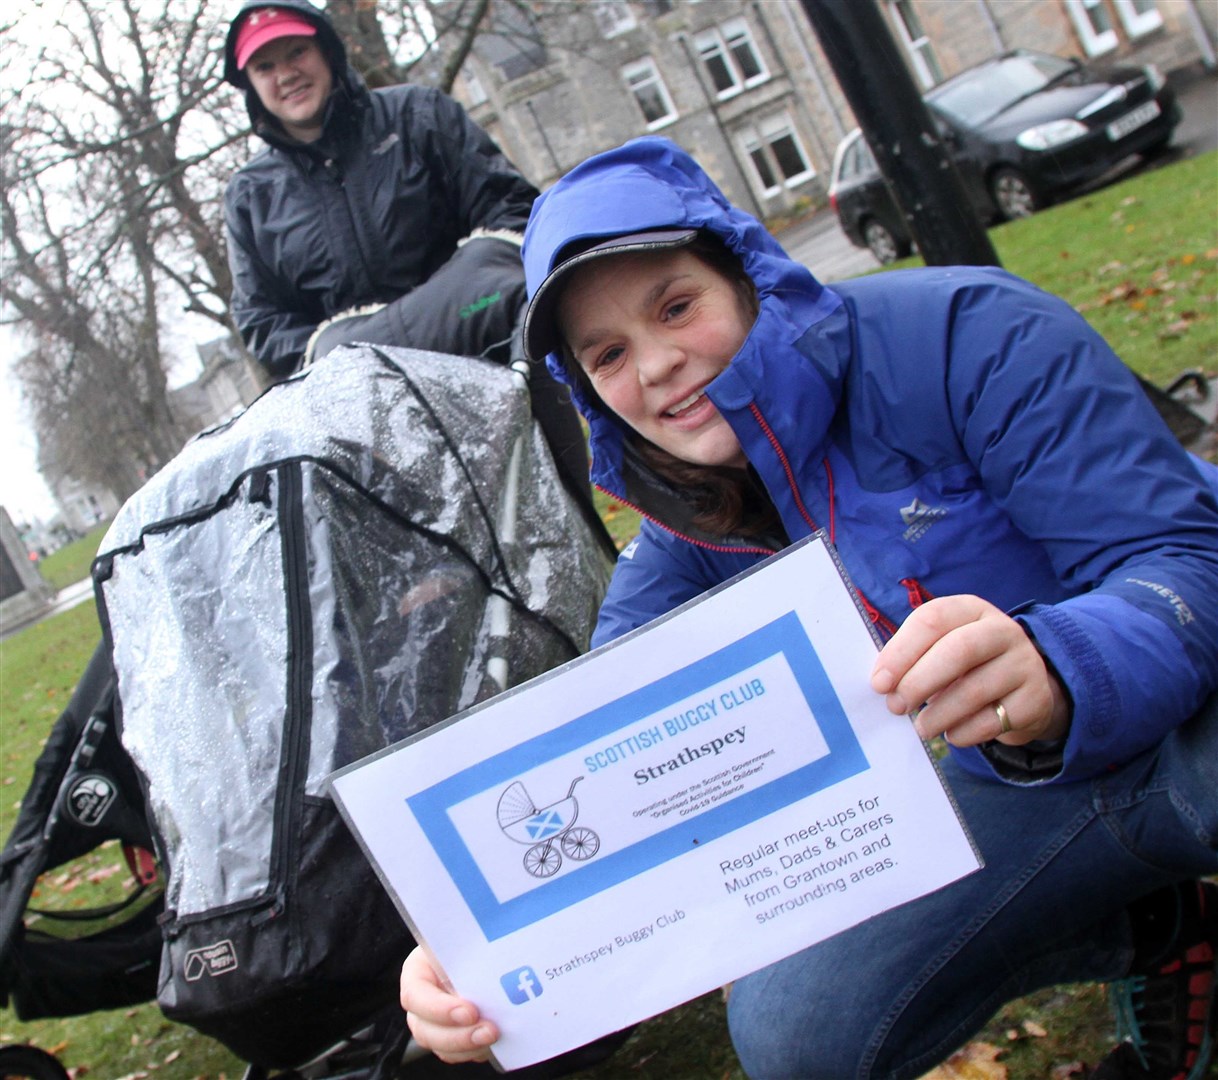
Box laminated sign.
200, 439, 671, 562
330, 534, 982, 1069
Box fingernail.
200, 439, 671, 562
887, 693, 907, 715
472, 1024, 496, 1046
451, 1005, 475, 1026
871, 666, 893, 693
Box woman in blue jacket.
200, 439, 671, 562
399, 138, 1218, 1079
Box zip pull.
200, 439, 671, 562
248, 470, 272, 507
251, 892, 286, 926
900, 577, 935, 609
857, 591, 899, 639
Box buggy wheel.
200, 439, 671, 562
524, 841, 561, 877
0, 1046, 71, 1080
561, 827, 600, 861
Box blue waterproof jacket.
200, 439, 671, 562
523, 137, 1218, 786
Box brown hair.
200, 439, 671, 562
557, 234, 779, 539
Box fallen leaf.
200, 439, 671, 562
1160, 320, 1194, 339
162, 1051, 181, 1065
916, 1040, 1006, 1079
1050, 1064, 1088, 1079
48, 1041, 69, 1055
1004, 1028, 1020, 1041
1182, 253, 1196, 265
1022, 1019, 1047, 1038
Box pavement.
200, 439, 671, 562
1, 576, 95, 641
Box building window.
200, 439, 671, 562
623, 57, 677, 130
1114, 0, 1164, 37
640, 0, 673, 13
594, 1, 637, 39
887, 1, 943, 88
741, 113, 814, 195
475, 3, 547, 81
1064, 0, 1119, 55
693, 16, 768, 100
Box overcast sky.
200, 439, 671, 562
1, 0, 219, 529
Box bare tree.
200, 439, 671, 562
1, 0, 576, 506
1, 0, 248, 500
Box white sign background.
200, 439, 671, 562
331, 535, 981, 1069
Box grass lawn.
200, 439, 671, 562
31, 523, 112, 593
0, 150, 1214, 1079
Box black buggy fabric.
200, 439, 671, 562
0, 641, 161, 1021
91, 345, 613, 1068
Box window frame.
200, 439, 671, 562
1064, 0, 1120, 55
693, 16, 768, 101
1113, 0, 1164, 38
622, 55, 678, 131
740, 112, 816, 197
593, 1, 637, 39
886, 0, 944, 89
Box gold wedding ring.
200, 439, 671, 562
994, 701, 1012, 736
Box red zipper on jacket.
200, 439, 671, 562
748, 405, 900, 638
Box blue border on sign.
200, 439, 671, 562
407, 611, 867, 940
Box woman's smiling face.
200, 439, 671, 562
555, 248, 755, 469
246, 36, 332, 142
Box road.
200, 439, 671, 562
777, 67, 1217, 283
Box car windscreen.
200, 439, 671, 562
928, 53, 1075, 127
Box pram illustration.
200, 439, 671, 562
497, 777, 601, 878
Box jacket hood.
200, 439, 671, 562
224, 0, 365, 148
521, 137, 841, 535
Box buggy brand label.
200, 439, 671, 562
183, 940, 238, 981
64, 773, 116, 827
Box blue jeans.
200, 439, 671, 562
726, 696, 1218, 1079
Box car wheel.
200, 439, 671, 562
989, 167, 1042, 219
863, 219, 908, 264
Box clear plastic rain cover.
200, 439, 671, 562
95, 346, 613, 921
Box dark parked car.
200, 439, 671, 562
828, 49, 1181, 263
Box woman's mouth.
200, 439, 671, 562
664, 388, 708, 418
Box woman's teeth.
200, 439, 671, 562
666, 390, 704, 417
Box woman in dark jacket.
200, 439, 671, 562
222, 0, 540, 382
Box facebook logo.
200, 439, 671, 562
500, 965, 544, 1004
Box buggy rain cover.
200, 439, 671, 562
92, 345, 613, 1067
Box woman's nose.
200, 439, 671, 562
635, 340, 683, 387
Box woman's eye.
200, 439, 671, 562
586, 346, 624, 373
663, 300, 690, 321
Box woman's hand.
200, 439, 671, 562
400, 947, 499, 1063
870, 595, 1070, 747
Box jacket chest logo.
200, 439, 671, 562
900, 498, 947, 542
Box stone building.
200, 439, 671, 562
456, 0, 1215, 216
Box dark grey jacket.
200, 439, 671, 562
223, 0, 538, 378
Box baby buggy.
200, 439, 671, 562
498, 778, 601, 878
0, 344, 620, 1079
